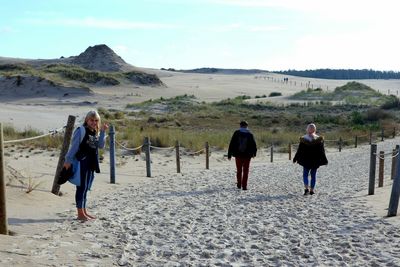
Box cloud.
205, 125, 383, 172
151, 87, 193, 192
264, 29, 400, 71
25, 17, 179, 30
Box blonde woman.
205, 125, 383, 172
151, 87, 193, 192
293, 123, 328, 195
64, 110, 108, 221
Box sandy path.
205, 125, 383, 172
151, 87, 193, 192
2, 139, 400, 266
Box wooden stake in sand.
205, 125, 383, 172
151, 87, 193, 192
288, 143, 292, 160
391, 148, 397, 180
378, 151, 384, 187
144, 137, 151, 177
175, 140, 181, 173
0, 123, 9, 235
109, 125, 116, 184
205, 142, 210, 170
368, 144, 377, 195
51, 115, 76, 195
388, 146, 400, 216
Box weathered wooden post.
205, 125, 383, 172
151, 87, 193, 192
109, 125, 116, 184
388, 146, 400, 216
393, 127, 396, 138
51, 115, 76, 195
378, 151, 384, 187
175, 140, 181, 173
0, 123, 8, 235
270, 145, 274, 163
144, 137, 151, 177
355, 136, 358, 148
205, 142, 209, 170
288, 143, 292, 160
369, 131, 372, 145
381, 129, 384, 142
339, 137, 343, 152
391, 148, 397, 180
369, 144, 377, 195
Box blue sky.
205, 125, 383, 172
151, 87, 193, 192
1, 0, 399, 70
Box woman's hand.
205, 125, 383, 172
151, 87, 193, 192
63, 162, 71, 170
101, 123, 109, 131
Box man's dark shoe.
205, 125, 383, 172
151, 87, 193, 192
237, 183, 241, 189
310, 189, 315, 195
242, 187, 247, 191
304, 189, 309, 195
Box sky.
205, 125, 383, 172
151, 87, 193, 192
0, 0, 400, 71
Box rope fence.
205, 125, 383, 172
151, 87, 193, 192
2, 115, 400, 235
368, 143, 400, 217
4, 126, 65, 144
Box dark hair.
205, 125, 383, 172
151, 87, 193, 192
240, 121, 248, 127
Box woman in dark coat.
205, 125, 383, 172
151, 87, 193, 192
293, 123, 328, 195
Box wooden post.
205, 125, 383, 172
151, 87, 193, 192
270, 145, 274, 163
369, 144, 377, 195
339, 137, 342, 152
0, 123, 8, 235
175, 140, 181, 173
144, 137, 151, 177
391, 148, 397, 180
381, 129, 384, 142
355, 136, 358, 148
393, 127, 396, 138
369, 131, 372, 145
205, 142, 209, 170
51, 115, 76, 195
288, 143, 292, 160
388, 147, 400, 216
378, 151, 384, 187
109, 125, 116, 184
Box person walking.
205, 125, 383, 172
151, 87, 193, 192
63, 110, 108, 221
293, 123, 328, 195
228, 121, 257, 190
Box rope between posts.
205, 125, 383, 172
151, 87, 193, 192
374, 151, 400, 159
186, 148, 205, 156
150, 145, 175, 150
4, 126, 65, 144
115, 140, 143, 151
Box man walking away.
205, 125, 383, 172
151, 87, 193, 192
228, 121, 257, 190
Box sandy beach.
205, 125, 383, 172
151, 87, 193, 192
1, 132, 400, 266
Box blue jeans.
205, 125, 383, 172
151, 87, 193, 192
75, 158, 95, 209
303, 168, 317, 189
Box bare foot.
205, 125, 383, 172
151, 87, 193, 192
77, 215, 89, 222
84, 209, 96, 220
85, 213, 96, 220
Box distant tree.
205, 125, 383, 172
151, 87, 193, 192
275, 69, 400, 80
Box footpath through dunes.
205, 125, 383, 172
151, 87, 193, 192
85, 142, 400, 266
3, 139, 400, 266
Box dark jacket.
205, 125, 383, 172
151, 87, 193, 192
293, 136, 328, 169
228, 128, 257, 158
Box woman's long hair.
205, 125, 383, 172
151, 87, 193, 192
83, 110, 101, 134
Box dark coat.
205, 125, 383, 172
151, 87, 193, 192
293, 136, 328, 169
228, 129, 257, 159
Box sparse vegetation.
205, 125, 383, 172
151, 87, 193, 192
291, 81, 393, 105
0, 62, 164, 88
269, 92, 282, 97
2, 80, 400, 152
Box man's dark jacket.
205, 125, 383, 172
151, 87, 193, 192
228, 128, 257, 158
293, 136, 328, 169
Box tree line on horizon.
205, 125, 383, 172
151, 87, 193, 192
275, 69, 400, 80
